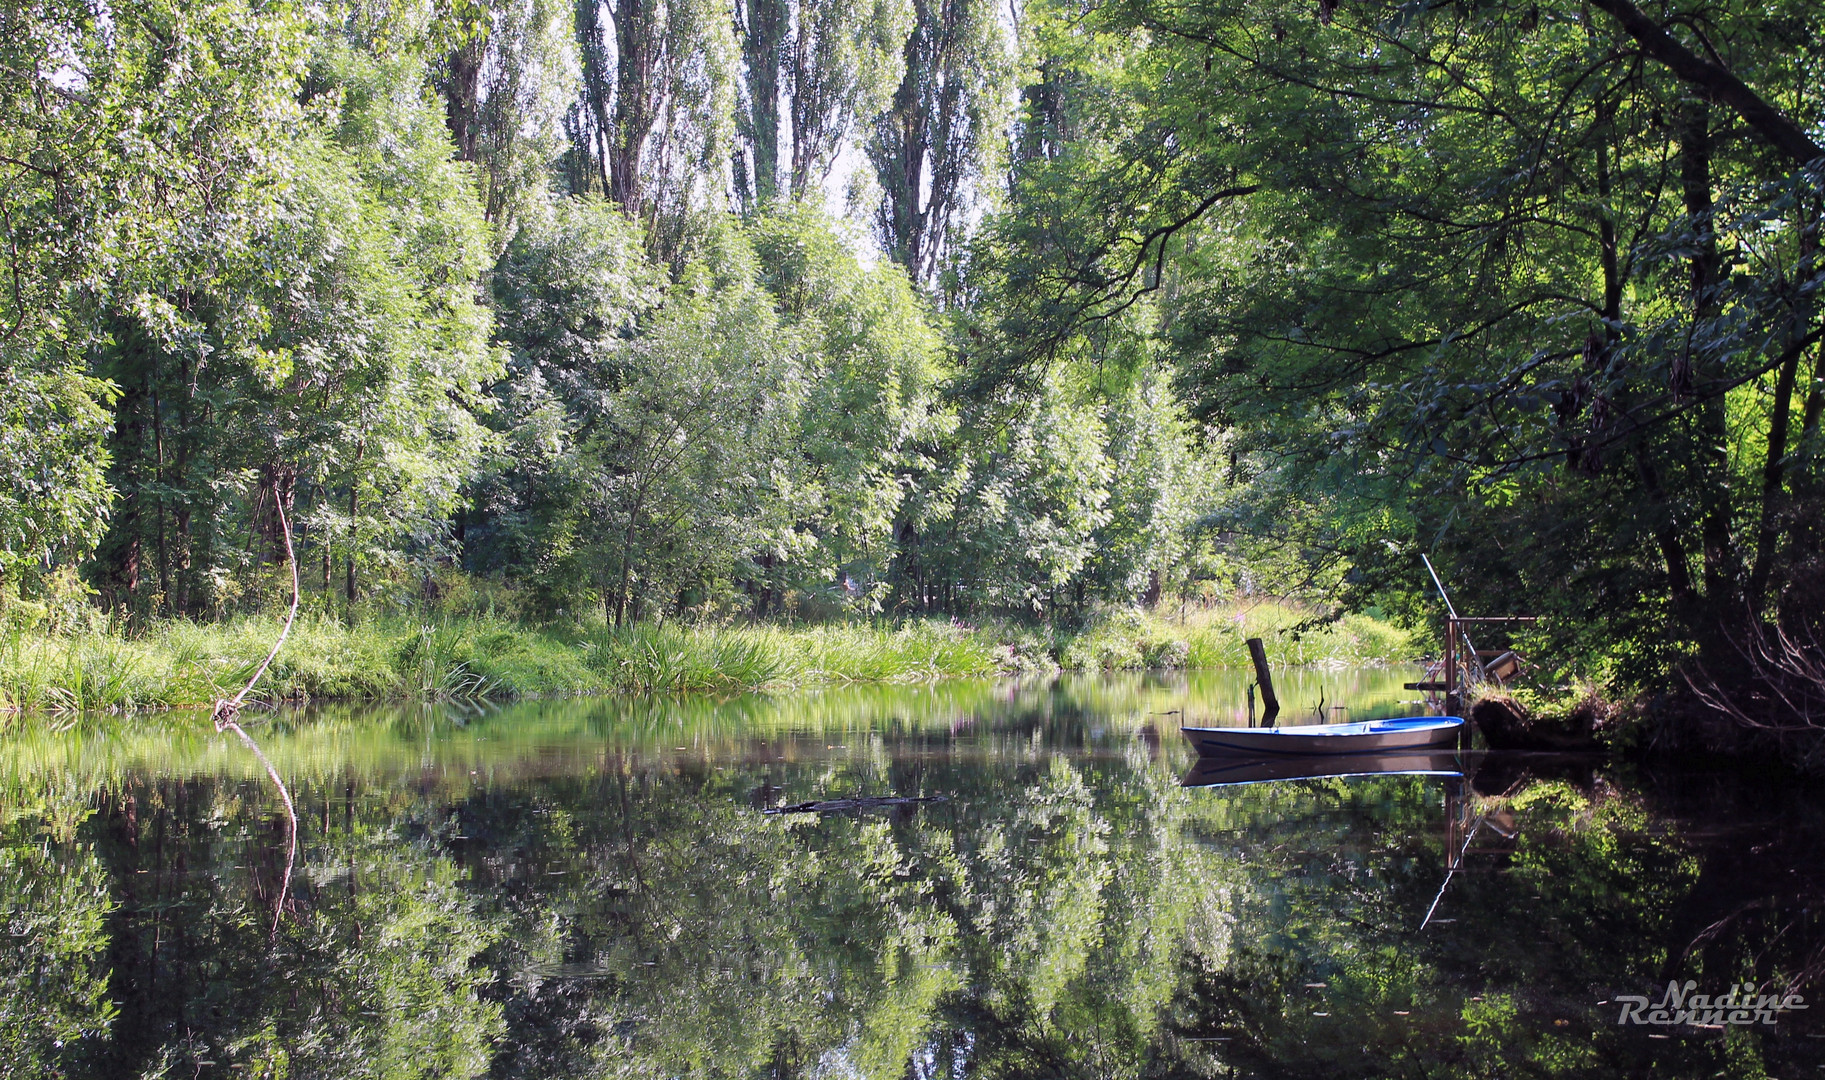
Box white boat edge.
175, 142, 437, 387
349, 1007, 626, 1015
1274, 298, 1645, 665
1180, 716, 1466, 756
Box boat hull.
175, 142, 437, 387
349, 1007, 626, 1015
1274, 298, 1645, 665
1181, 749, 1465, 788
1181, 716, 1464, 756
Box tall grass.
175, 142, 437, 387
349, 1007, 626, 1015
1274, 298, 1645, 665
0, 600, 1412, 714
1058, 602, 1417, 672
577, 621, 1000, 693
1, 614, 1006, 713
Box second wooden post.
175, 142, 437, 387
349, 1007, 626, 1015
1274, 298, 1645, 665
1246, 637, 1280, 724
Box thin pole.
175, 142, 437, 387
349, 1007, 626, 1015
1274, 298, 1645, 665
1423, 555, 1479, 698
1421, 819, 1481, 930
1422, 554, 1459, 620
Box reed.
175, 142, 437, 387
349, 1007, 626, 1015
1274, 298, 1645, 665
576, 620, 1000, 693
2, 615, 1006, 712
0, 602, 1409, 715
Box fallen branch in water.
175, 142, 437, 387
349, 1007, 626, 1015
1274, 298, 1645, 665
212, 495, 300, 940
764, 795, 949, 815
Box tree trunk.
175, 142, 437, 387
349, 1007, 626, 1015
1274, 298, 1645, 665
1679, 100, 1739, 618
610, 0, 664, 218
171, 350, 192, 616
345, 484, 358, 611
736, 0, 788, 208
573, 0, 616, 197
440, 43, 484, 162
1781, 202, 1825, 616
1588, 0, 1824, 167
1744, 191, 1817, 605
1637, 448, 1696, 616
1750, 337, 1806, 607
150, 359, 170, 611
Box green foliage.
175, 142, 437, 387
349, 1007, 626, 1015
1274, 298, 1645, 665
0, 372, 117, 590
920, 376, 1116, 612
0, 840, 117, 1080
470, 195, 659, 592
976, 0, 1825, 721
84, 22, 500, 619
0, 0, 311, 593
748, 204, 950, 607
563, 227, 807, 623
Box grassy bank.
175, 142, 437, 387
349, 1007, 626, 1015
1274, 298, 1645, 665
1052, 604, 1416, 672
0, 617, 1007, 711
0, 602, 1415, 712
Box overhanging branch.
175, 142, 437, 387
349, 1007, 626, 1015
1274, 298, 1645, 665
1588, 0, 1824, 166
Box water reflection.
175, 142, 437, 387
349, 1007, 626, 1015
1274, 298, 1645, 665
1180, 749, 1466, 787
0, 672, 1818, 1079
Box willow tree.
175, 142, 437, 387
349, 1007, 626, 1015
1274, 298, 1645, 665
747, 205, 948, 610
545, 229, 804, 624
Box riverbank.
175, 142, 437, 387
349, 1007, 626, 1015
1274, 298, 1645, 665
0, 603, 1415, 712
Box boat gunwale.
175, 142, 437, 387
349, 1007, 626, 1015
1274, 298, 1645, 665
1180, 716, 1465, 757
1179, 716, 1463, 738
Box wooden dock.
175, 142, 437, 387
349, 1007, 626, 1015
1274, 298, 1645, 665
1413, 616, 1538, 712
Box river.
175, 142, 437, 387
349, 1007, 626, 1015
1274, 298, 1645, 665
1, 669, 1818, 1078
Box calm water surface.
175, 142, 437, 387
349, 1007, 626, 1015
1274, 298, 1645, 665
2, 668, 1820, 1078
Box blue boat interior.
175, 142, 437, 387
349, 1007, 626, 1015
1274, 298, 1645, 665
1194, 716, 1461, 736
1357, 718, 1459, 732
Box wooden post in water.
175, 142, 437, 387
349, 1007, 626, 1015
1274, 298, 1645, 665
1246, 637, 1280, 724
1444, 616, 1459, 716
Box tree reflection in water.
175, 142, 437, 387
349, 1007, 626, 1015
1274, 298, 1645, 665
0, 674, 1818, 1078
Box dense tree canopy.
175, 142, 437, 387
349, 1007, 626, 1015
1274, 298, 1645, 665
974, 0, 1825, 706
3, 0, 1824, 732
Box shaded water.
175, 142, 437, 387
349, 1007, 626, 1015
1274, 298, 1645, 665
1, 668, 1820, 1079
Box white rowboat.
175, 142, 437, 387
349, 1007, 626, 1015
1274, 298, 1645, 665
1181, 716, 1464, 756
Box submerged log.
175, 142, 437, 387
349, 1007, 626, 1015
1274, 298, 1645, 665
764, 795, 949, 815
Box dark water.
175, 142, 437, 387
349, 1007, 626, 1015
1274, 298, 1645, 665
2, 670, 1820, 1079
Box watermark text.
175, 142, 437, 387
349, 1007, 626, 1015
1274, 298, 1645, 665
1612, 982, 1807, 1027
